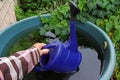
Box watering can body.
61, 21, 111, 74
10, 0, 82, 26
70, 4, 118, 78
40, 41, 82, 73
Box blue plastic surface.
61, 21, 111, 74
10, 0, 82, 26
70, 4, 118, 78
37, 20, 82, 73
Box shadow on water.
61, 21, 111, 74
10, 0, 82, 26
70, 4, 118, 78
23, 31, 103, 80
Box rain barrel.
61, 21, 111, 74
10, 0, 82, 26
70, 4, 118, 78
0, 14, 116, 80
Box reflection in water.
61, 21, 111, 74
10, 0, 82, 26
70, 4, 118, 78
38, 47, 101, 80
23, 47, 101, 80
69, 47, 101, 80
23, 31, 102, 80
38, 71, 74, 80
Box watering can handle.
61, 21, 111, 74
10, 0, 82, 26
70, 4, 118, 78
34, 66, 47, 72
42, 41, 62, 50
34, 43, 57, 72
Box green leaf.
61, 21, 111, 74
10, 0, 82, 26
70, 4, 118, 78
102, 0, 110, 8
61, 28, 69, 36
97, 0, 103, 7
113, 29, 120, 42
97, 10, 105, 18
106, 3, 111, 10
118, 72, 120, 80
58, 6, 66, 14
39, 28, 46, 35
79, 15, 87, 23
109, 15, 116, 20
78, 0, 86, 11
49, 18, 59, 26
51, 11, 58, 16
110, 4, 116, 12
105, 22, 113, 32
114, 24, 120, 29
61, 20, 68, 27
41, 18, 50, 23
57, 14, 63, 20
55, 27, 61, 35
92, 9, 98, 15
56, 23, 63, 28
96, 19, 105, 29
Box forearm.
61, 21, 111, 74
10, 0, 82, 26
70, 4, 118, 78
0, 47, 40, 80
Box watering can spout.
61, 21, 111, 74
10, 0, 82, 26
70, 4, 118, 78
70, 1, 80, 20
64, 1, 80, 52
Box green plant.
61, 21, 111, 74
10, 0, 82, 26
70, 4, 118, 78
8, 31, 46, 56
14, 0, 120, 79
15, 0, 69, 21
39, 2, 70, 41
15, 6, 25, 20
96, 14, 120, 43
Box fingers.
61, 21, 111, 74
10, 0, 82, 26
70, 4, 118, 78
33, 43, 49, 56
40, 49, 49, 56
39, 43, 46, 49
33, 43, 46, 49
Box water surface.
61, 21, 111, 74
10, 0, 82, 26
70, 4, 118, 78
23, 46, 101, 80
23, 31, 102, 80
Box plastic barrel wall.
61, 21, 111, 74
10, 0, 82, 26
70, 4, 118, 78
0, 14, 116, 80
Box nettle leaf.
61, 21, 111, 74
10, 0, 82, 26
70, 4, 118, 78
49, 17, 59, 26
97, 10, 105, 18
78, 0, 86, 11
57, 14, 63, 20
102, 0, 110, 8
92, 9, 98, 15
83, 6, 89, 12
51, 11, 58, 16
64, 6, 69, 12
61, 29, 68, 36
110, 0, 115, 3
55, 27, 61, 35
106, 3, 111, 10
113, 0, 120, 5
39, 27, 47, 35
110, 15, 116, 20
110, 0, 120, 5
41, 18, 50, 23
118, 71, 120, 79
64, 13, 70, 19
113, 29, 120, 42
88, 16, 96, 23
114, 24, 120, 29
97, 0, 102, 7
96, 19, 105, 29
58, 5, 68, 15
87, 2, 96, 11
110, 4, 116, 12
113, 17, 120, 29
56, 23, 63, 28
79, 15, 87, 23
61, 19, 68, 27
105, 22, 113, 32
44, 24, 53, 30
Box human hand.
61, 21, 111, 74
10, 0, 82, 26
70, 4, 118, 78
33, 43, 49, 56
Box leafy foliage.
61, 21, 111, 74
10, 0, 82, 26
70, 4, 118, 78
16, 0, 69, 20
8, 31, 46, 56
14, 0, 120, 79
39, 2, 70, 41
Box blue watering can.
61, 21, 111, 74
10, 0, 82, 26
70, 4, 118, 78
34, 1, 82, 73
